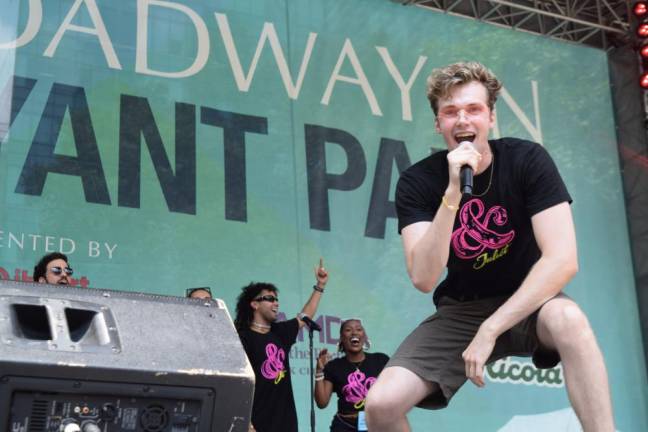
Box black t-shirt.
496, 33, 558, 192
239, 319, 300, 432
323, 352, 389, 414
395, 138, 571, 305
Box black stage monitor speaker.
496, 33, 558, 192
0, 280, 254, 432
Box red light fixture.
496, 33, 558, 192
641, 72, 648, 89
638, 23, 648, 37
635, 2, 648, 90
641, 44, 648, 58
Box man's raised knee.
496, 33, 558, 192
365, 385, 391, 422
541, 301, 593, 345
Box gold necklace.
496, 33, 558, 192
251, 321, 271, 330
472, 152, 495, 198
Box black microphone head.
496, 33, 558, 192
299, 313, 322, 331
460, 165, 473, 197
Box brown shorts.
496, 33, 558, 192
386, 295, 561, 409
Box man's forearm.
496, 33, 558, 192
407, 227, 452, 292
480, 254, 578, 338
300, 288, 323, 318
405, 190, 461, 292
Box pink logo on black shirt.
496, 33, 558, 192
342, 370, 376, 409
451, 198, 515, 260
261, 343, 286, 384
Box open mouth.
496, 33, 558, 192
454, 132, 475, 143
350, 337, 361, 346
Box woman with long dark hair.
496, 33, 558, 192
314, 318, 389, 431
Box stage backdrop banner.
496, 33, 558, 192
1, 0, 646, 430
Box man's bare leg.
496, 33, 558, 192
365, 366, 436, 432
536, 297, 614, 432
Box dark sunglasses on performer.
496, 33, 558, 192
254, 295, 279, 303
50, 266, 73, 276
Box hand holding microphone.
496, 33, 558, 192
454, 140, 481, 198
460, 163, 474, 196
299, 313, 321, 331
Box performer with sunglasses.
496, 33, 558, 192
33, 252, 74, 285
314, 318, 388, 432
364, 62, 614, 431
235, 259, 329, 432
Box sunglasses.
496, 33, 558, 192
50, 266, 73, 276
186, 287, 212, 298
254, 295, 279, 303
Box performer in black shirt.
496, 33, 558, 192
365, 62, 614, 432
235, 259, 329, 432
315, 318, 388, 431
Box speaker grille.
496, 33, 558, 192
28, 399, 48, 431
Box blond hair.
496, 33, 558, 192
426, 62, 502, 115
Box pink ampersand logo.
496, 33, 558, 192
261, 343, 286, 384
451, 198, 515, 260
342, 370, 376, 409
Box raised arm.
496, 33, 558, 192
297, 258, 328, 328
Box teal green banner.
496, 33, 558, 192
1, 0, 646, 430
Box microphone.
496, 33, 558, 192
459, 140, 474, 197
298, 313, 321, 331
460, 165, 473, 197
